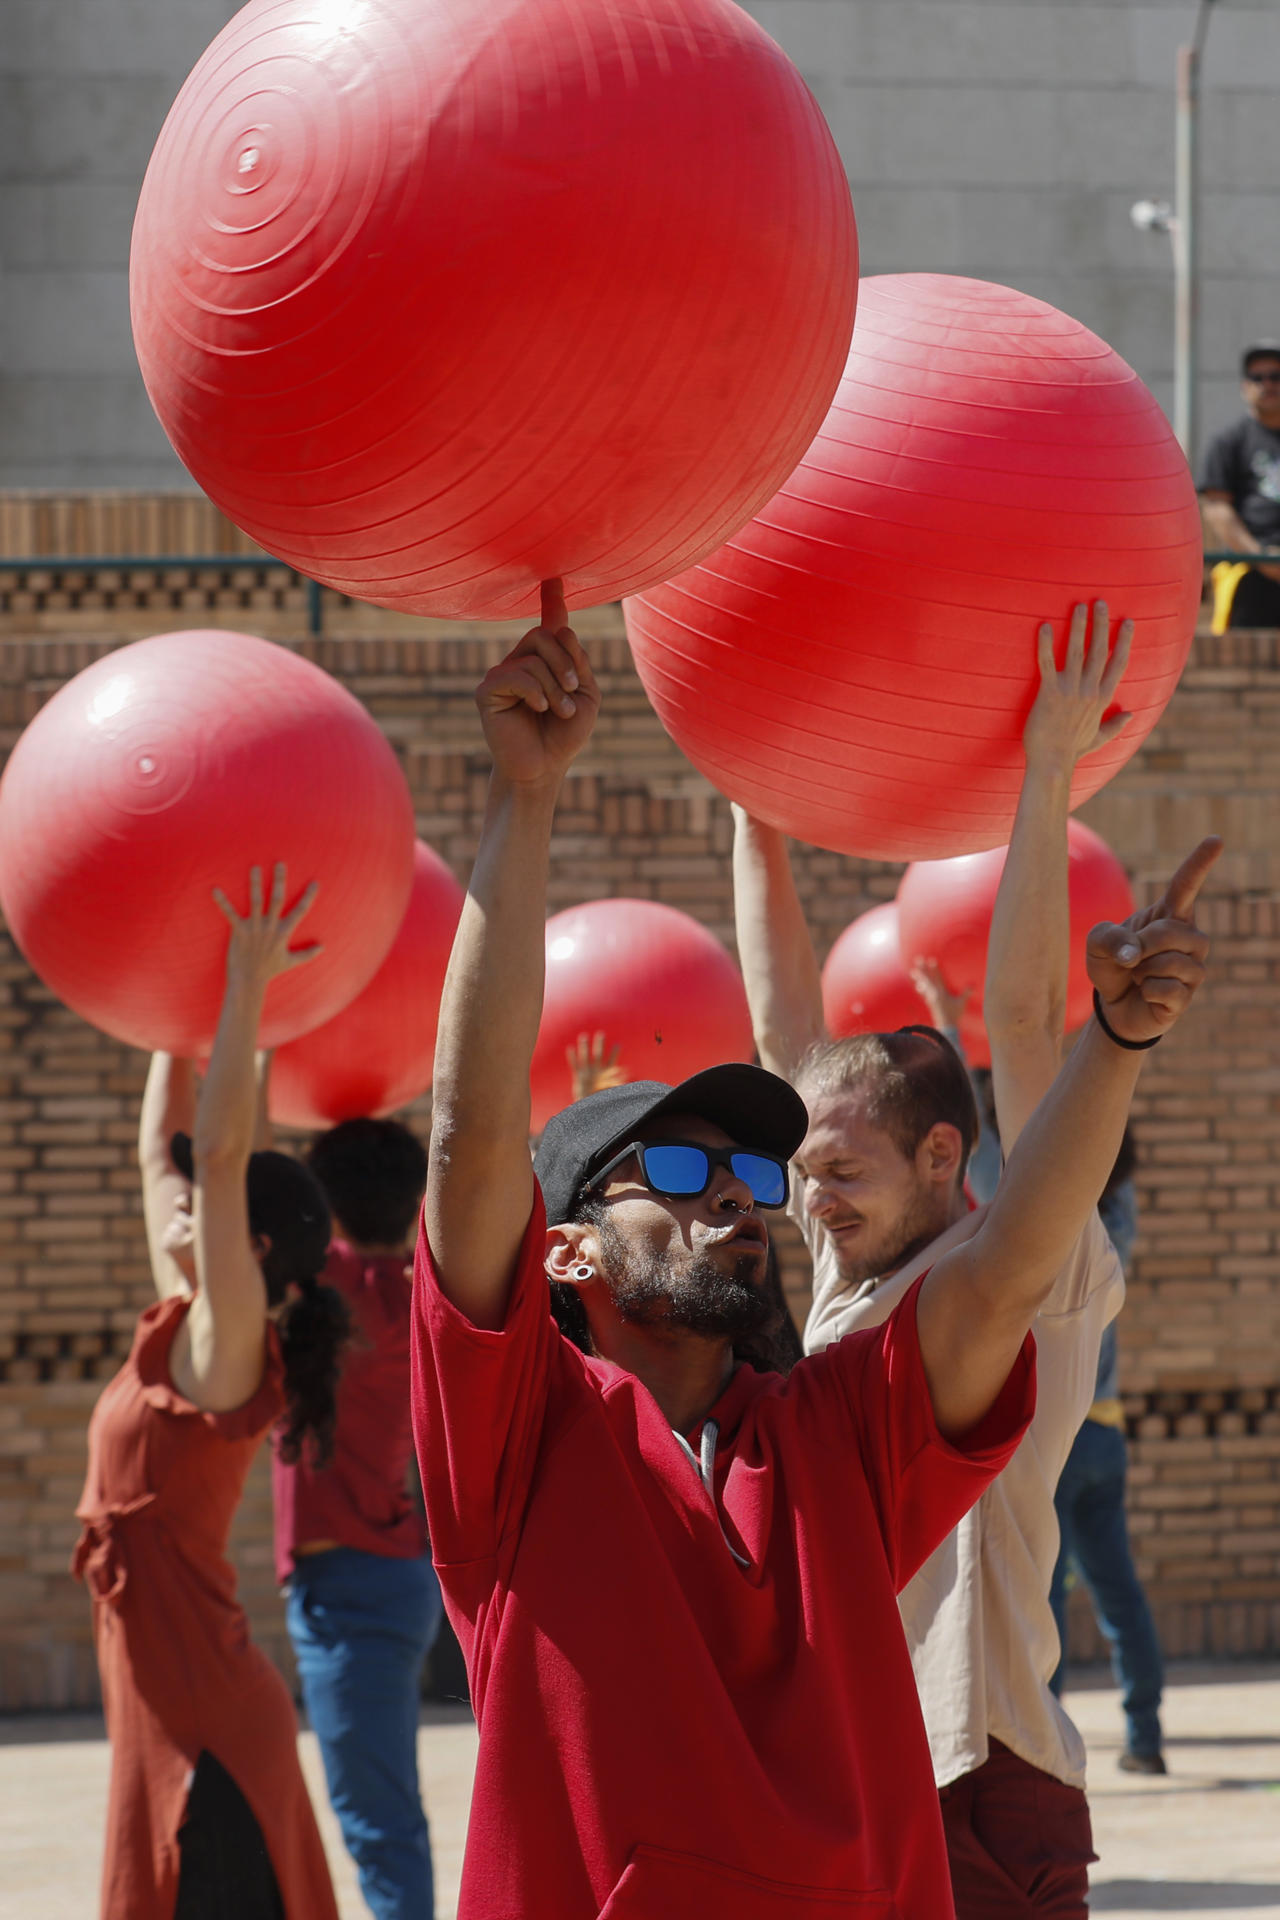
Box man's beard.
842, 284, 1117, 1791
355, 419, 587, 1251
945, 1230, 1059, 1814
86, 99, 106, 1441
832, 1185, 947, 1289
598, 1217, 772, 1341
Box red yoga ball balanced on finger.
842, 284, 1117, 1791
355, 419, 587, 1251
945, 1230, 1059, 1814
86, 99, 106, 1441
821, 903, 933, 1041
896, 819, 1136, 1069
130, 0, 857, 621
0, 630, 416, 1055
530, 899, 754, 1135
269, 840, 465, 1131
625, 274, 1201, 861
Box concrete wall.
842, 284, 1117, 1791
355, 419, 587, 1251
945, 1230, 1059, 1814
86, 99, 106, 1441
2, 0, 1278, 490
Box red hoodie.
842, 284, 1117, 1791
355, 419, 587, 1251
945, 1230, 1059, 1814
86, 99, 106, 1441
411, 1190, 1034, 1919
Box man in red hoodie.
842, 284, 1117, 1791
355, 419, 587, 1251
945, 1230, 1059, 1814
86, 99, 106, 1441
410, 586, 1212, 1920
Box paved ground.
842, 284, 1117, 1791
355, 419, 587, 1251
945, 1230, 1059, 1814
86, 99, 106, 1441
1, 1663, 1277, 1918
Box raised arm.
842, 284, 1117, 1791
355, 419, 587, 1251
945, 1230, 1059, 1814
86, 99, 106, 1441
985, 601, 1133, 1153
177, 865, 320, 1411
731, 808, 826, 1081
139, 1052, 198, 1301
917, 837, 1220, 1439
426, 583, 598, 1329
252, 1050, 274, 1151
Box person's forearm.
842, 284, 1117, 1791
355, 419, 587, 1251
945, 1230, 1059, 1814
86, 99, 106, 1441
731, 809, 825, 1080
1202, 498, 1261, 556
252, 1052, 274, 1152
1202, 501, 1280, 583
431, 774, 558, 1151
973, 1020, 1142, 1314
139, 1053, 197, 1166
984, 755, 1070, 1046
426, 775, 557, 1325
195, 977, 267, 1170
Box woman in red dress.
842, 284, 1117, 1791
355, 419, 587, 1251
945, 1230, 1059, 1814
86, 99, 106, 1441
75, 865, 349, 1920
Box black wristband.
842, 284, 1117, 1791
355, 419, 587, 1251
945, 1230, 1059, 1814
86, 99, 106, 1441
1092, 988, 1162, 1052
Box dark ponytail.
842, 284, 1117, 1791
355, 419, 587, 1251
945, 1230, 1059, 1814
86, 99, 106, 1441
275, 1276, 351, 1468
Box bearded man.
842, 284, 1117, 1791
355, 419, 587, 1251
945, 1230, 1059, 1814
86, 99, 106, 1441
413, 586, 1213, 1920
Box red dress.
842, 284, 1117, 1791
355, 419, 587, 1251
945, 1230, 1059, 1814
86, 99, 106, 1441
74, 1295, 338, 1920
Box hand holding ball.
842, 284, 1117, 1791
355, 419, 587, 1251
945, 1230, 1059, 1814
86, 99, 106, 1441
269, 841, 465, 1130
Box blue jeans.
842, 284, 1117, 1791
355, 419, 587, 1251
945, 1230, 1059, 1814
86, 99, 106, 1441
287, 1548, 443, 1920
1050, 1420, 1164, 1758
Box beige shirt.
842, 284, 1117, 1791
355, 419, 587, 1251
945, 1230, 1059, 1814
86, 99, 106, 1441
800, 1191, 1123, 1790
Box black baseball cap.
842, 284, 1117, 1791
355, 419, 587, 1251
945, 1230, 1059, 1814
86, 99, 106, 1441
1242, 341, 1280, 375
170, 1132, 331, 1280
533, 1064, 809, 1227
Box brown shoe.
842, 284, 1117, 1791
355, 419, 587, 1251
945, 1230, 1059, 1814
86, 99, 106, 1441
1118, 1749, 1167, 1775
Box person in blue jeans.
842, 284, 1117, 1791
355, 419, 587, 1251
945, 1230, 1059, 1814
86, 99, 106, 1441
1050, 1130, 1166, 1773
272, 1116, 444, 1918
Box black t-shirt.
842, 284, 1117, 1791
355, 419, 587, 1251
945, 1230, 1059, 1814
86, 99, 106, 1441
1197, 416, 1280, 545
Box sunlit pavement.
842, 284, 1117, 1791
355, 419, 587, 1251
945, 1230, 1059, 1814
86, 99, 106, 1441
1, 1665, 1277, 1919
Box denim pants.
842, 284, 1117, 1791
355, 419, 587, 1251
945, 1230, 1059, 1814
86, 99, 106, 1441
1049, 1420, 1164, 1758
287, 1547, 444, 1920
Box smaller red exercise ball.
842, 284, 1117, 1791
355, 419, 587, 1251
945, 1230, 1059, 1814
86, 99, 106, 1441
269, 840, 465, 1131
896, 820, 1135, 1068
530, 899, 754, 1134
0, 630, 415, 1055
822, 903, 933, 1040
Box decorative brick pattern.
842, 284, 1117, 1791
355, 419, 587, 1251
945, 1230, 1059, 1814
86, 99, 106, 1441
0, 580, 1276, 1705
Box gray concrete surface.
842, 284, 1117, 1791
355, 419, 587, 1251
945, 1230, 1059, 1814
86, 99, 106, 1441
0, 1664, 1277, 1918
2, 1, 1279, 489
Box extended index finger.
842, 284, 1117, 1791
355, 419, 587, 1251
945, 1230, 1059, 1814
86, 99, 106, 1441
540, 577, 568, 635
1162, 835, 1224, 921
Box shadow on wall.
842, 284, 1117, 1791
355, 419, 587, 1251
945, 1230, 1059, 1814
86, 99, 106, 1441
1090, 1884, 1280, 1911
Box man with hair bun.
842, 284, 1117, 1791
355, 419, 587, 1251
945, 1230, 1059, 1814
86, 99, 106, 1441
734, 602, 1217, 1917
272, 1115, 441, 1920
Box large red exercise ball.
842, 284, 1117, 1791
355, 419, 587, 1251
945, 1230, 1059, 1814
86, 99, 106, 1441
896, 819, 1135, 1069
0, 630, 415, 1055
129, 0, 857, 622
821, 903, 933, 1040
268, 840, 465, 1131
530, 899, 754, 1133
625, 274, 1201, 861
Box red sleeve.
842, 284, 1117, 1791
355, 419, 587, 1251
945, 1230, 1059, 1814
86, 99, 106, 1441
799, 1275, 1036, 1591
409, 1185, 558, 1570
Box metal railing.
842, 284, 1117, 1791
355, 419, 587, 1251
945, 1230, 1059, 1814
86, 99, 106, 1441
0, 550, 1276, 642
0, 553, 325, 635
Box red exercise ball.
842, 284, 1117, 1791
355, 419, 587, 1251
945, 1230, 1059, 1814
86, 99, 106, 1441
821, 903, 933, 1040
269, 840, 464, 1131
531, 899, 754, 1133
130, 0, 857, 621
0, 630, 415, 1055
896, 819, 1135, 1069
625, 274, 1201, 860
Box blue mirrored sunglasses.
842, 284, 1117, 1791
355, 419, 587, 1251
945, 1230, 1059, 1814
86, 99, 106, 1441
581, 1139, 789, 1210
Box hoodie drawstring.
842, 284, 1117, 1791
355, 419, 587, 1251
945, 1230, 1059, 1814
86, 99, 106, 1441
673, 1418, 750, 1568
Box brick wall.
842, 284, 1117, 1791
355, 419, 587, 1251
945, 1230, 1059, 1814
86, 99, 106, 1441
0, 582, 1276, 1706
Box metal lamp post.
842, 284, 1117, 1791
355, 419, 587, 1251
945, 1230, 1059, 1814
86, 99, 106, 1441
1132, 0, 1219, 468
